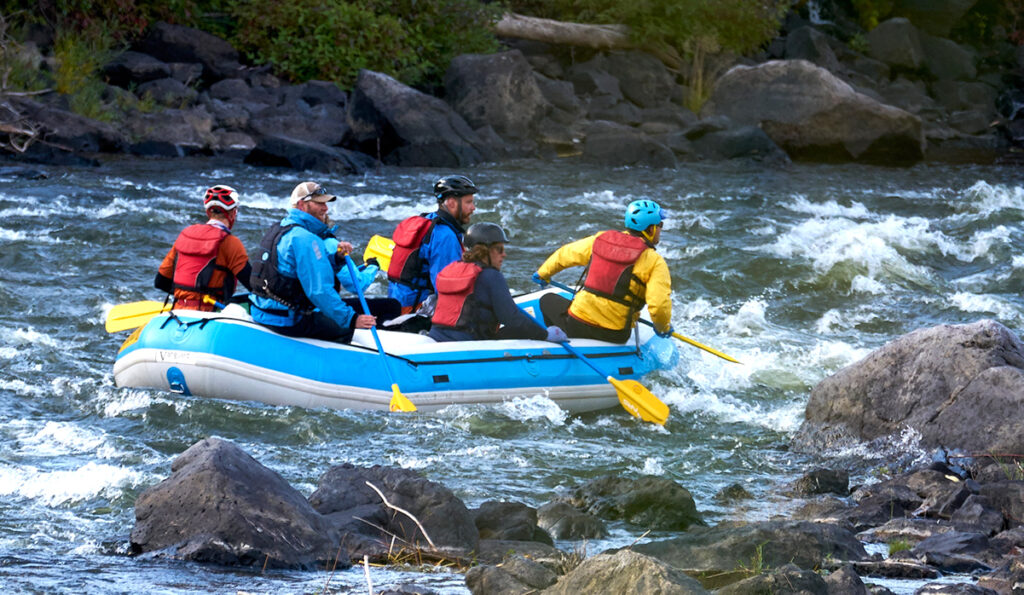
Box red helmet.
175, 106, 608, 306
204, 185, 239, 212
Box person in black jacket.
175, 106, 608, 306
429, 223, 567, 343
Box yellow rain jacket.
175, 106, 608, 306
537, 230, 672, 333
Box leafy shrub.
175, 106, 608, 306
229, 0, 500, 89
53, 26, 116, 120
850, 0, 893, 31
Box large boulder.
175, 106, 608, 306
10, 96, 126, 154
632, 520, 868, 580
124, 107, 214, 157
444, 50, 550, 141
244, 134, 374, 175
703, 59, 924, 164
579, 121, 677, 168
129, 438, 343, 569
602, 50, 681, 109
867, 18, 926, 70
347, 69, 487, 167
921, 34, 977, 81
101, 50, 171, 87
793, 320, 1024, 455
554, 474, 702, 530
132, 21, 242, 82
892, 0, 979, 37
308, 463, 479, 552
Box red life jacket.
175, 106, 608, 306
432, 261, 484, 330
581, 231, 649, 309
387, 215, 436, 287
171, 224, 234, 301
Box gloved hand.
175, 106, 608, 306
365, 257, 379, 268
655, 325, 674, 338
532, 272, 549, 288
546, 325, 568, 343
339, 263, 379, 293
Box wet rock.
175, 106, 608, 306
794, 320, 1024, 455
244, 134, 374, 174
473, 501, 544, 543
542, 549, 708, 594
714, 563, 829, 594
714, 483, 754, 503
633, 520, 867, 576
499, 553, 559, 590
977, 557, 1024, 593
948, 110, 991, 135
9, 97, 126, 156
211, 130, 256, 158
0, 165, 47, 179
346, 69, 486, 167
703, 59, 924, 164
824, 564, 869, 594
536, 501, 607, 540
101, 51, 171, 87
132, 21, 242, 82
129, 437, 343, 569
951, 495, 1006, 535
914, 583, 998, 594
793, 467, 850, 495
850, 558, 939, 579
909, 531, 992, 572
475, 539, 569, 573
867, 18, 925, 70
465, 565, 533, 595
557, 474, 701, 530
979, 481, 1024, 528
691, 125, 789, 162
445, 50, 550, 141
308, 463, 478, 552
378, 586, 438, 595
857, 518, 959, 544
249, 103, 349, 147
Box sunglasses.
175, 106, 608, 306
301, 186, 329, 201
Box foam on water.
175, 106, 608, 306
669, 387, 803, 433
782, 196, 872, 219
0, 461, 146, 506
13, 421, 119, 459
949, 292, 1023, 322
494, 395, 568, 425
959, 180, 1024, 217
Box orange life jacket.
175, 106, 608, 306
171, 224, 234, 303
580, 231, 649, 310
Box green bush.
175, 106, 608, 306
850, 0, 893, 31
229, 0, 500, 89
53, 26, 117, 120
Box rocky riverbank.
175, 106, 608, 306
129, 319, 1024, 594
3, 1, 1023, 172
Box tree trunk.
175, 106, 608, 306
493, 12, 684, 71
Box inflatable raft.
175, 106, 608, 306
113, 289, 678, 413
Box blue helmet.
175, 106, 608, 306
624, 200, 662, 231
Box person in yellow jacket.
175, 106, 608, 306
533, 200, 673, 344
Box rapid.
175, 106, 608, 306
1, 157, 1022, 593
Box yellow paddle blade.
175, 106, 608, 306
105, 300, 171, 333
608, 377, 668, 425
672, 331, 742, 364
363, 235, 395, 271
389, 384, 417, 412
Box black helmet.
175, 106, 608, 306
434, 175, 478, 202
464, 222, 509, 248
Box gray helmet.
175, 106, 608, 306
464, 222, 509, 248
434, 175, 478, 202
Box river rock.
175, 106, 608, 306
135, 78, 198, 108
867, 18, 925, 70
132, 21, 242, 82
542, 549, 708, 594
785, 26, 842, 73
10, 96, 127, 154
475, 539, 569, 571
346, 69, 486, 167
714, 563, 830, 594
979, 481, 1024, 528
579, 121, 677, 168
536, 501, 607, 540
445, 50, 550, 141
308, 463, 478, 552
921, 34, 977, 81
244, 134, 374, 174
793, 320, 1024, 455
101, 50, 171, 87
556, 474, 701, 530
473, 500, 551, 544
124, 107, 214, 156
465, 552, 559, 595
892, 0, 979, 37
703, 59, 924, 164
602, 50, 681, 109
690, 125, 788, 162
823, 564, 869, 594
793, 467, 850, 495
632, 520, 867, 579
129, 437, 343, 569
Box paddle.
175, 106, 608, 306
539, 278, 742, 365
363, 235, 395, 271
343, 254, 416, 413
105, 300, 172, 333
528, 314, 668, 424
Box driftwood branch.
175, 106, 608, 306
493, 12, 685, 71
364, 481, 437, 550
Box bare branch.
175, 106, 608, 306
364, 481, 437, 550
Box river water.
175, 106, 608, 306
1, 156, 1022, 593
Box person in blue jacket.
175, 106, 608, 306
387, 175, 477, 314
429, 222, 567, 344
250, 181, 399, 342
